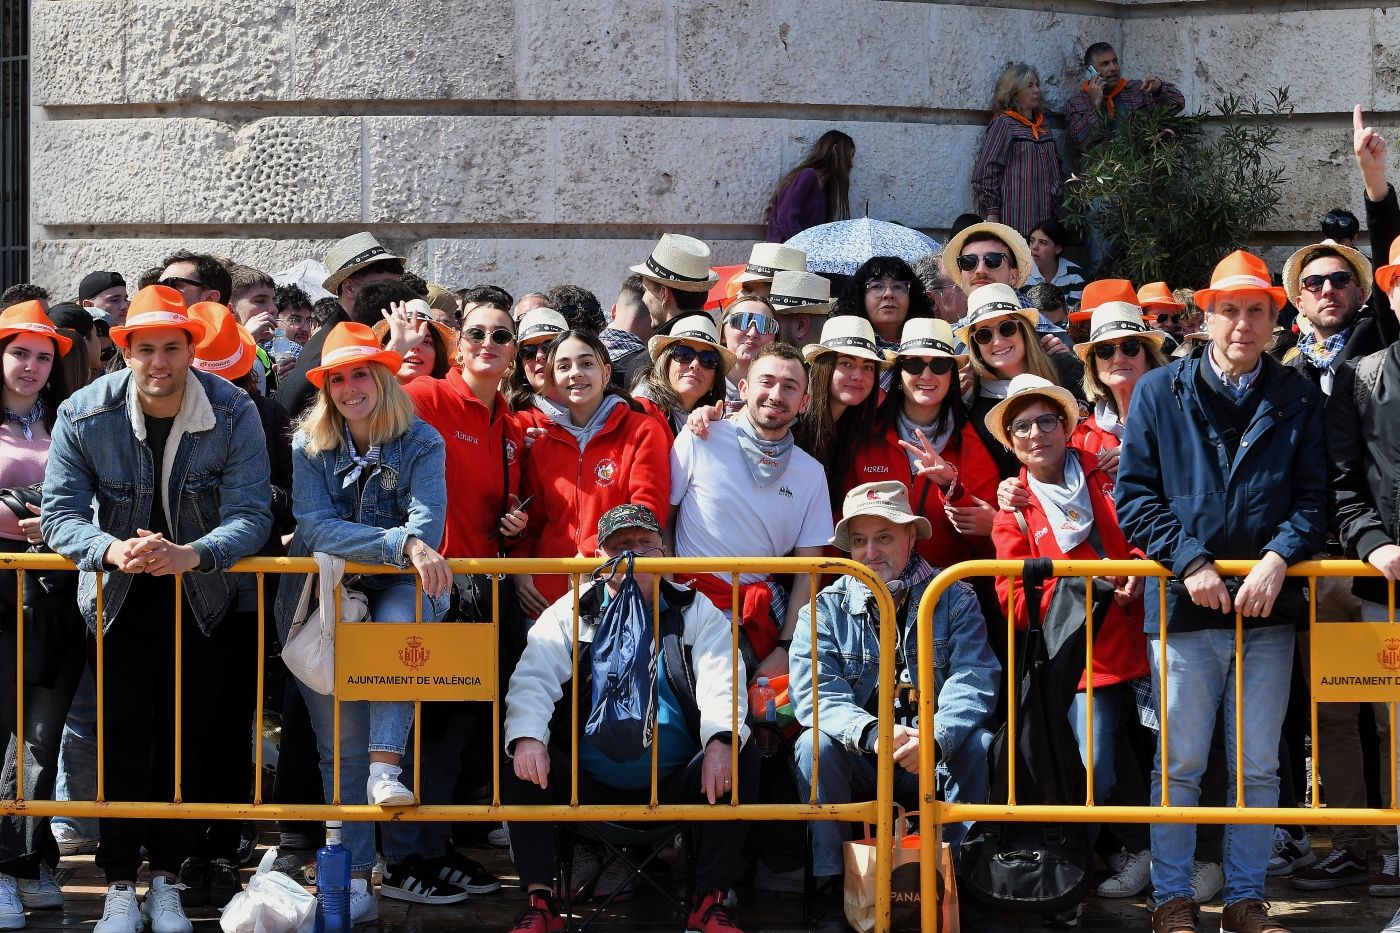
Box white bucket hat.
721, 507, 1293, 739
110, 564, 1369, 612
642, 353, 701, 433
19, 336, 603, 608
518, 307, 569, 344
983, 373, 1080, 450
942, 222, 1034, 290
629, 234, 719, 292
1281, 238, 1373, 304
647, 314, 737, 369
322, 232, 405, 295
768, 270, 834, 316
955, 283, 1039, 346
732, 243, 808, 286
802, 316, 892, 368
1073, 302, 1168, 363
831, 481, 933, 552
888, 318, 963, 361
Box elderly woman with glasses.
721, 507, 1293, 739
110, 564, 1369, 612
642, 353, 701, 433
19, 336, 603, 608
719, 295, 780, 410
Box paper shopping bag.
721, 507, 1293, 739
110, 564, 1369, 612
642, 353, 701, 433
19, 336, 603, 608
843, 815, 959, 933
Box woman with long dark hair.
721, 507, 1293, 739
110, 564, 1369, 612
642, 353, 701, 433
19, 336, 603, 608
764, 129, 856, 242
796, 317, 887, 510
835, 256, 936, 389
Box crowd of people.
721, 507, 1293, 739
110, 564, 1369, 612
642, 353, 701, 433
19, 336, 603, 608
0, 40, 1397, 933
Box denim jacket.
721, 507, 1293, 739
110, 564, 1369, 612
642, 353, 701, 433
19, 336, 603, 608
42, 369, 273, 634
790, 571, 1000, 759
273, 417, 446, 638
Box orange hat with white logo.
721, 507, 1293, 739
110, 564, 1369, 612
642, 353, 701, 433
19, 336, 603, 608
1193, 250, 1286, 312
110, 285, 206, 349
0, 301, 72, 356
187, 302, 256, 381
1137, 281, 1184, 311
305, 322, 403, 388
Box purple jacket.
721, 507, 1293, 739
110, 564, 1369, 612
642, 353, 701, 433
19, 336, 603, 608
766, 167, 827, 242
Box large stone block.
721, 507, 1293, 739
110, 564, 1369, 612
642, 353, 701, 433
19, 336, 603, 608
291, 0, 514, 101
1259, 128, 1363, 234
32, 120, 167, 225
1371, 8, 1400, 114
517, 1, 670, 102
31, 0, 127, 107
1120, 17, 1195, 107
124, 0, 295, 103
30, 237, 333, 296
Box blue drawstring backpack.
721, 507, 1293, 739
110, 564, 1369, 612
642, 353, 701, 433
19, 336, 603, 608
583, 553, 658, 762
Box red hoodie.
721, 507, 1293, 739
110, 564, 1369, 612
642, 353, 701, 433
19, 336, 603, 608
405, 369, 524, 559
513, 399, 671, 603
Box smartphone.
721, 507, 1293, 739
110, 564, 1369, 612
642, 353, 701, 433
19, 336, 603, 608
1085, 64, 1099, 81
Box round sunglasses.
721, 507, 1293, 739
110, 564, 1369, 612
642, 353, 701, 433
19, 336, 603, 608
898, 357, 956, 377
669, 344, 722, 370
1092, 338, 1144, 361
972, 319, 1020, 345
1008, 413, 1064, 438
462, 326, 515, 346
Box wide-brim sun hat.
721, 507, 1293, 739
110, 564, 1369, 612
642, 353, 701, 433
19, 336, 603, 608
1073, 301, 1169, 363
942, 221, 1034, 289
732, 243, 807, 286
955, 282, 1039, 347
886, 317, 964, 362
647, 315, 737, 370
306, 321, 404, 388
802, 316, 893, 369
187, 302, 257, 381
515, 307, 569, 345
321, 232, 405, 296
1193, 250, 1287, 312
983, 373, 1080, 450
629, 233, 719, 292
0, 301, 73, 356
831, 480, 932, 552
768, 270, 833, 316
1136, 281, 1184, 311
1281, 239, 1373, 304
110, 285, 207, 349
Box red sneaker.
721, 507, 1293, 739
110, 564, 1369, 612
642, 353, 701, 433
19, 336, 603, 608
687, 890, 742, 933
509, 890, 564, 933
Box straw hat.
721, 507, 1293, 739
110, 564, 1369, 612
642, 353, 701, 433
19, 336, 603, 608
369, 314, 461, 360
768, 270, 833, 316
831, 481, 932, 552
1282, 239, 1373, 304
732, 243, 807, 286
983, 373, 1080, 450
110, 285, 206, 349
802, 316, 893, 368
0, 301, 72, 356
425, 283, 459, 319
955, 283, 1038, 346
1073, 302, 1168, 363
1193, 250, 1286, 312
629, 234, 719, 292
1136, 281, 1184, 311
187, 302, 256, 381
1376, 235, 1400, 296
321, 232, 405, 296
647, 315, 737, 369
886, 318, 963, 361
516, 307, 569, 345
942, 222, 1034, 289
306, 322, 404, 388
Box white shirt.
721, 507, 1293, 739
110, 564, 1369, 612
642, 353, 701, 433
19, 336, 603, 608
670, 419, 834, 584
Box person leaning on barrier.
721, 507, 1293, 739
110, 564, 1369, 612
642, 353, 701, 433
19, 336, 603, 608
789, 481, 999, 888
501, 503, 756, 933
40, 284, 272, 933
1115, 250, 1328, 933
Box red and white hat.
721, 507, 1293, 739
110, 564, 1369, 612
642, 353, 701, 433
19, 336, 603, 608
110, 285, 207, 349
306, 322, 404, 388
0, 301, 72, 356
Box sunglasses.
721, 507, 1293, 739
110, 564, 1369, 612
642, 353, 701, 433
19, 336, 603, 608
972, 319, 1020, 345
1092, 338, 1144, 361
1008, 413, 1064, 438
159, 275, 206, 291
898, 357, 956, 377
670, 345, 722, 370
956, 252, 1009, 272
462, 326, 515, 346
518, 342, 548, 361
724, 311, 779, 335
1154, 313, 1183, 326
1301, 270, 1355, 293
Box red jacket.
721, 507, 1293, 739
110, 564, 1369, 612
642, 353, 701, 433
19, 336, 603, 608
405, 369, 524, 559
991, 450, 1148, 689
846, 420, 1001, 569
1071, 414, 1119, 459
634, 395, 679, 442
513, 400, 671, 603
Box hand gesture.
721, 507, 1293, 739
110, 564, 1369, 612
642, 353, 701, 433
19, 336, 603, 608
685, 402, 725, 440
996, 476, 1030, 512
1142, 75, 1163, 95
1354, 104, 1389, 201
381, 301, 428, 356
896, 428, 956, 486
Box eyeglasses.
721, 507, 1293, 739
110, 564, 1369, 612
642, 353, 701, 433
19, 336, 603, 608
724, 311, 779, 335
1300, 270, 1355, 293
669, 345, 722, 370
898, 357, 956, 377
972, 319, 1020, 345
1154, 313, 1183, 326
955, 252, 1009, 272
1092, 338, 1143, 361
1008, 413, 1064, 438
279, 312, 313, 328
864, 279, 911, 297
159, 275, 206, 292
461, 326, 515, 346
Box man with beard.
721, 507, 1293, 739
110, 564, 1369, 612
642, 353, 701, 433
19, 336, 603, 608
668, 342, 833, 682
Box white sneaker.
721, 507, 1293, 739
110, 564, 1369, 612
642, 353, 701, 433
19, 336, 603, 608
367, 770, 415, 807
16, 863, 62, 910
349, 877, 379, 925
1190, 859, 1224, 903
93, 883, 143, 933
1382, 905, 1400, 933
141, 876, 192, 933
1266, 826, 1316, 876
0, 874, 23, 931
1096, 848, 1151, 897
51, 822, 98, 857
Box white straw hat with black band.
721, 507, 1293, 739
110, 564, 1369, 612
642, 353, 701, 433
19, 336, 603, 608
955, 282, 1039, 346
942, 221, 1034, 289
1073, 302, 1168, 363
517, 307, 569, 344
732, 243, 807, 285
1281, 238, 1373, 304
647, 315, 737, 369
887, 318, 964, 361
983, 373, 1080, 450
802, 316, 893, 368
768, 270, 833, 315
629, 233, 719, 292
322, 232, 405, 295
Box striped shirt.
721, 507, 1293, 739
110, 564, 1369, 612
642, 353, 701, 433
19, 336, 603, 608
970, 113, 1064, 240
1067, 78, 1185, 155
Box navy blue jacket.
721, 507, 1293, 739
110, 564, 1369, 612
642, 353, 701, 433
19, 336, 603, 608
1115, 348, 1327, 633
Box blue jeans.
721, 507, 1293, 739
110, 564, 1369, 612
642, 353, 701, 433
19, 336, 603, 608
1070, 684, 1130, 804
299, 578, 446, 871
794, 726, 992, 877
1147, 626, 1293, 906
53, 667, 99, 842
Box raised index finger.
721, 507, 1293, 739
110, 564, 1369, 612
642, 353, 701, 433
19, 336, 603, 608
1354, 103, 1366, 134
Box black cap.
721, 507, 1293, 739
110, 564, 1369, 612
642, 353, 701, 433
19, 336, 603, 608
597, 504, 662, 547
78, 271, 126, 302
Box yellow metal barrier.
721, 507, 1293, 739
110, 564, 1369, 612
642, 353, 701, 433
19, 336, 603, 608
1, 552, 901, 933
915, 557, 1400, 932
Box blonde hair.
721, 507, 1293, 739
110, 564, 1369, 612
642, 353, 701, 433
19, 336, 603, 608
967, 317, 1060, 383
297, 362, 417, 456
1081, 339, 1168, 403
992, 63, 1040, 113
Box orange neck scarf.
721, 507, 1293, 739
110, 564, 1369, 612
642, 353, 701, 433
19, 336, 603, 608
1003, 109, 1045, 140
1084, 78, 1129, 118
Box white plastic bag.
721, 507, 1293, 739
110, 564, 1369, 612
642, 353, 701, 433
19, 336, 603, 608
282, 552, 369, 696
220, 847, 317, 933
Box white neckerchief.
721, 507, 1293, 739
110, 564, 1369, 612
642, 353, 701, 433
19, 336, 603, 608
1026, 454, 1095, 553
978, 377, 1012, 399
1093, 397, 1125, 439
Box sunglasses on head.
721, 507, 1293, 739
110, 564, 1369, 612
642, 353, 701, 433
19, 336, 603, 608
1301, 270, 1355, 293
898, 356, 956, 377
972, 319, 1020, 345
724, 311, 779, 335
1154, 313, 1182, 326
670, 344, 722, 370
1008, 413, 1064, 438
956, 252, 1009, 272
461, 326, 515, 346
1092, 338, 1144, 361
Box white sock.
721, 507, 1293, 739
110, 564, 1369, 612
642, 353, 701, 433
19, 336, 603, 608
369, 762, 402, 782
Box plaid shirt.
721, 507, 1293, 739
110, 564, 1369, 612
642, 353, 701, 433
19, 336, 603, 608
1066, 78, 1186, 155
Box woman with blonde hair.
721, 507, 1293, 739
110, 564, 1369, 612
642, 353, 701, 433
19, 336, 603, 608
634, 317, 734, 439
971, 63, 1064, 239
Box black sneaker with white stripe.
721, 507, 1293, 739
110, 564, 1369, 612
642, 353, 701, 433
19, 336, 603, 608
380, 856, 470, 905
422, 850, 502, 895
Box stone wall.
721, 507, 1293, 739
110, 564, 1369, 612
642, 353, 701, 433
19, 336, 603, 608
26, 0, 1394, 299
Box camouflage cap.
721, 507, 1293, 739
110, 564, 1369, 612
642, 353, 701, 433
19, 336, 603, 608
597, 503, 662, 547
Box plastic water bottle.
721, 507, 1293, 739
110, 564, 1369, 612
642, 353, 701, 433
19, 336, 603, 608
313, 821, 351, 933
748, 676, 778, 756
268, 328, 302, 368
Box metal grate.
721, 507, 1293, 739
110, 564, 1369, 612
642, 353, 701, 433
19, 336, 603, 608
0, 0, 27, 288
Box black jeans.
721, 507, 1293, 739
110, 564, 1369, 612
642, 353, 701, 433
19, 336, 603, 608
190, 609, 258, 862
501, 741, 760, 892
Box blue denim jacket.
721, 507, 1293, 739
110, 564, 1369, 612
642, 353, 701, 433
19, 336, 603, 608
42, 369, 273, 634
273, 417, 447, 638
790, 572, 1000, 759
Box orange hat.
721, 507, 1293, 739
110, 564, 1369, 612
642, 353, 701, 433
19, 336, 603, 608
1375, 235, 1400, 296
1137, 281, 1184, 310
110, 285, 206, 349
305, 322, 403, 388
1070, 278, 1139, 323
0, 301, 72, 356
1193, 250, 1286, 312
187, 302, 256, 381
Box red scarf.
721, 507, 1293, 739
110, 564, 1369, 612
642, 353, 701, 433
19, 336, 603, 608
1002, 109, 1045, 140
1084, 78, 1129, 118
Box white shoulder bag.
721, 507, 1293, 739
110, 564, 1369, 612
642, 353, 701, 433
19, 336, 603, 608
281, 552, 370, 696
